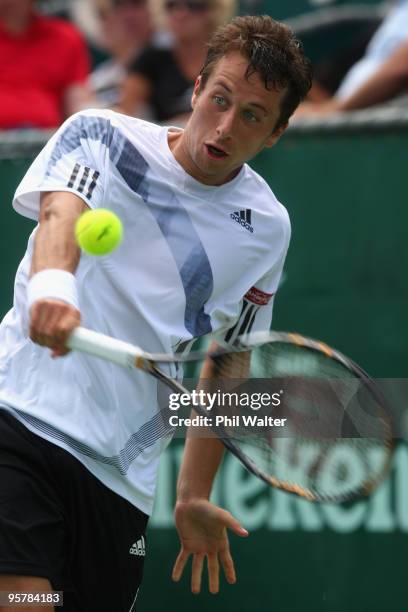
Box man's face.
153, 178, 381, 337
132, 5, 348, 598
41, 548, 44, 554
180, 51, 288, 186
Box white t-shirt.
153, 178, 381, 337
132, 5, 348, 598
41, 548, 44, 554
0, 109, 290, 514
336, 0, 408, 100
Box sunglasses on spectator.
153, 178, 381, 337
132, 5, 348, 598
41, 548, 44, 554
165, 0, 210, 12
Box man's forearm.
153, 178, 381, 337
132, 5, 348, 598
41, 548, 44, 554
177, 434, 225, 501
31, 192, 87, 275
177, 348, 225, 501
28, 192, 87, 355
177, 346, 250, 501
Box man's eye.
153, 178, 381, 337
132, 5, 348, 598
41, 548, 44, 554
243, 110, 258, 122
213, 95, 226, 106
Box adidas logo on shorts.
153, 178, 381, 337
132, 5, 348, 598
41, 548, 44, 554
129, 535, 146, 556
230, 209, 254, 233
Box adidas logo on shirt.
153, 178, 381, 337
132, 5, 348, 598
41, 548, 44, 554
230, 209, 254, 233
129, 536, 146, 556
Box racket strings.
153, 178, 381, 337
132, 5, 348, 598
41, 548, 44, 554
210, 341, 392, 502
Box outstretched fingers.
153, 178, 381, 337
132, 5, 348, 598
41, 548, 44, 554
191, 553, 205, 594
172, 501, 248, 594
219, 548, 236, 585
172, 549, 190, 582
220, 509, 249, 537
207, 553, 220, 594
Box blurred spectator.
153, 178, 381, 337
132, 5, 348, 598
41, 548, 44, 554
296, 0, 408, 116
0, 0, 93, 129
118, 0, 236, 123
71, 0, 156, 108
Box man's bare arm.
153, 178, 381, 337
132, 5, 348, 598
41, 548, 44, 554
31, 192, 86, 275
173, 347, 249, 594
177, 347, 250, 501
176, 353, 225, 503
29, 192, 87, 355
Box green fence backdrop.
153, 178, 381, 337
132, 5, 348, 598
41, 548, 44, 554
0, 115, 407, 611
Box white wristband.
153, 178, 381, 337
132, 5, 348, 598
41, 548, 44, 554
27, 269, 79, 312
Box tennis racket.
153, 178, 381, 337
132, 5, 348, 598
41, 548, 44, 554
67, 327, 394, 504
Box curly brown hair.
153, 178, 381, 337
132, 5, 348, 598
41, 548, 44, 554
200, 15, 313, 129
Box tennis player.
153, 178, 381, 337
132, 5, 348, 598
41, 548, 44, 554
0, 15, 312, 612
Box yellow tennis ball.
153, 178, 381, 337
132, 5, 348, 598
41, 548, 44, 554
75, 209, 123, 256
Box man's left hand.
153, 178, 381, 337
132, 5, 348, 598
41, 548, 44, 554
172, 498, 248, 594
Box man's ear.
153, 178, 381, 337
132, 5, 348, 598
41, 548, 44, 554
191, 76, 203, 109
264, 122, 289, 148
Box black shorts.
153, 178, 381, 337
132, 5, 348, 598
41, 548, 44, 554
0, 410, 148, 611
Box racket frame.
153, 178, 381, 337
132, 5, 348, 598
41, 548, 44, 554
67, 327, 394, 503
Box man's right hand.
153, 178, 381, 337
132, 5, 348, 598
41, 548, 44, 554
29, 298, 80, 357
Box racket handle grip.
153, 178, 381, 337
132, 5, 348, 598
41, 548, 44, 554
67, 326, 143, 368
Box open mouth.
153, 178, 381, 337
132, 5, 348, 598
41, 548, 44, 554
205, 144, 228, 159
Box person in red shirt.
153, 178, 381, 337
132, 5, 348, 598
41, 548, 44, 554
0, 0, 92, 129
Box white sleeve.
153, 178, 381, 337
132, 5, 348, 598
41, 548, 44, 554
222, 217, 290, 345
222, 275, 277, 346
13, 111, 110, 220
